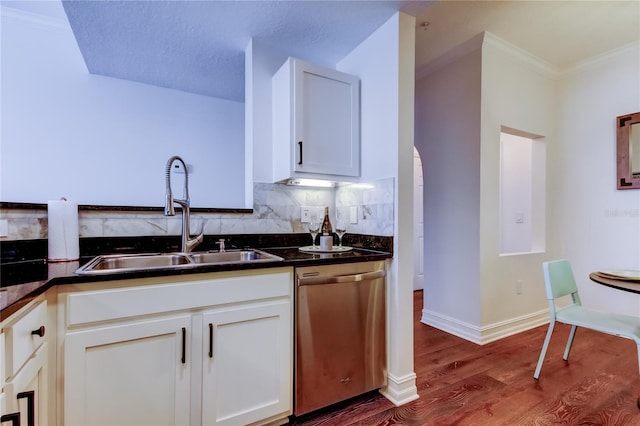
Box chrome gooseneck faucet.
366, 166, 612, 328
165, 156, 203, 252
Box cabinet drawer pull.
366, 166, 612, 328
181, 327, 186, 364
208, 323, 214, 358
31, 325, 45, 337
17, 391, 35, 426
298, 141, 303, 165
0, 413, 20, 426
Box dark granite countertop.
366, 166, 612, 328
1, 234, 392, 320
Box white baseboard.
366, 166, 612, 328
420, 308, 549, 344
379, 372, 419, 406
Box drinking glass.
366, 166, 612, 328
335, 222, 347, 246
308, 222, 320, 248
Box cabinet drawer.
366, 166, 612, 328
65, 269, 292, 327
4, 300, 47, 379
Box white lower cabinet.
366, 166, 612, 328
1, 297, 50, 426
201, 300, 291, 425
0, 331, 5, 420
64, 315, 192, 426
4, 343, 48, 426
60, 268, 293, 426
0, 392, 5, 423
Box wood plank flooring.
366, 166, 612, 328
289, 290, 640, 425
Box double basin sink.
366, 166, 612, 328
75, 249, 284, 275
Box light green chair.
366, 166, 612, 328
534, 259, 640, 380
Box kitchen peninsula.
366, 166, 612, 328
1, 233, 391, 425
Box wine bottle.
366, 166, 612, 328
321, 206, 333, 235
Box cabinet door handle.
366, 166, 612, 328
298, 141, 303, 165
31, 325, 45, 337
0, 413, 20, 426
181, 327, 186, 364
208, 323, 214, 358
17, 391, 35, 426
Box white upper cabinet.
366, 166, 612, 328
272, 57, 360, 182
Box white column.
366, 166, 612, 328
380, 11, 419, 406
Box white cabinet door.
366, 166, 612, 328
201, 300, 292, 425
64, 315, 191, 426
273, 57, 360, 181
3, 343, 48, 426
4, 300, 47, 380
0, 392, 5, 421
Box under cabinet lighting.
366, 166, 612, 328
286, 179, 335, 188
345, 183, 375, 189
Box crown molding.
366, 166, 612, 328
560, 40, 640, 77
482, 31, 559, 77
416, 31, 559, 81
0, 5, 70, 32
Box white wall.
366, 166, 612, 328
417, 32, 640, 342
415, 36, 483, 330
1, 6, 246, 208
413, 147, 424, 291
245, 40, 290, 185
416, 32, 557, 343
500, 132, 534, 254
498, 132, 547, 255
479, 34, 556, 330
553, 42, 640, 316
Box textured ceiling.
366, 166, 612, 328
59, 0, 435, 102
4, 1, 639, 102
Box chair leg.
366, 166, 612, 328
534, 319, 555, 379
563, 325, 577, 361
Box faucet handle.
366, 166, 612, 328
185, 231, 204, 253
216, 239, 226, 253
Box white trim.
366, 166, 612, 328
560, 40, 640, 77
421, 309, 481, 343
479, 309, 550, 344
0, 5, 70, 32
379, 372, 419, 406
421, 308, 549, 344
416, 31, 560, 81
482, 32, 559, 77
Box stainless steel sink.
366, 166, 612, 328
75, 249, 283, 275
190, 250, 275, 264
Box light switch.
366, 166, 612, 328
350, 206, 358, 224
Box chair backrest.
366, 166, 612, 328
542, 260, 580, 302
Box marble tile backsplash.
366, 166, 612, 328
1, 178, 394, 241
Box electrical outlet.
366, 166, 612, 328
301, 207, 311, 223
516, 279, 523, 295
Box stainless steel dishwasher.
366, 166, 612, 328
294, 261, 387, 416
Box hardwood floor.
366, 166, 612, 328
290, 290, 640, 425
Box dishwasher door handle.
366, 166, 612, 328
298, 270, 385, 286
